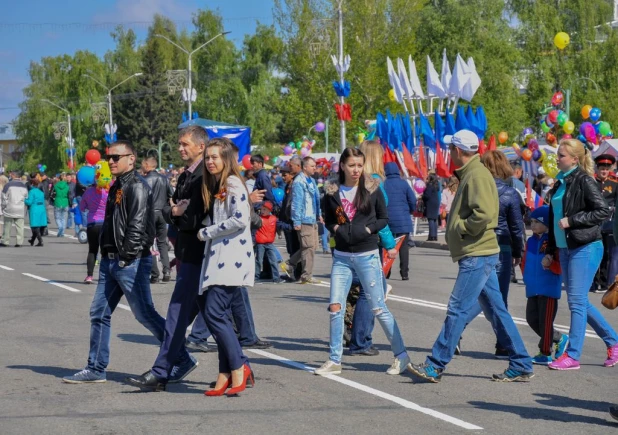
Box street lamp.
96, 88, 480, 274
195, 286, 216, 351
82, 72, 143, 139
41, 99, 74, 168
154, 31, 230, 121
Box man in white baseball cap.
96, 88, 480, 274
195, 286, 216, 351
443, 129, 480, 153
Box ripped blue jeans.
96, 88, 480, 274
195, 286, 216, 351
328, 251, 406, 364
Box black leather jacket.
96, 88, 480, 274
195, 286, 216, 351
494, 178, 524, 258
143, 170, 173, 211
548, 167, 610, 252
106, 170, 156, 261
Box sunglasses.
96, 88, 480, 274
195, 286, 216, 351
107, 154, 132, 162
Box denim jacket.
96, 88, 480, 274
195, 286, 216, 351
291, 174, 321, 226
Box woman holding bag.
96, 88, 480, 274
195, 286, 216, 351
198, 137, 255, 396
545, 139, 618, 370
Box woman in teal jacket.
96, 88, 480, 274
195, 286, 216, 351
25, 177, 47, 246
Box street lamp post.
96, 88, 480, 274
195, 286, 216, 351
337, 1, 346, 152
41, 99, 74, 168
83, 72, 143, 139
154, 32, 230, 121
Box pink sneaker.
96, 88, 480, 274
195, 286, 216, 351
604, 344, 618, 367
548, 353, 580, 370
84, 276, 93, 284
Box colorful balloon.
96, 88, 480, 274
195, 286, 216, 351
413, 179, 426, 194
542, 153, 559, 178
589, 107, 602, 122
521, 149, 533, 161
95, 161, 112, 190
551, 92, 564, 106
522, 127, 534, 136
539, 149, 548, 162
264, 155, 270, 162
563, 121, 575, 134
561, 134, 572, 140
548, 110, 559, 124
532, 149, 542, 161
85, 149, 101, 166
272, 188, 284, 204
546, 133, 557, 144
554, 32, 570, 50
512, 143, 521, 156
315, 122, 326, 133
557, 112, 568, 126
498, 131, 508, 144
541, 122, 551, 133
242, 154, 252, 170
388, 89, 396, 102
77, 166, 96, 186
283, 145, 293, 156
527, 139, 539, 151
581, 105, 592, 119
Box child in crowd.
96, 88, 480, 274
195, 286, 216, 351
255, 201, 281, 283
521, 205, 569, 365
69, 197, 83, 234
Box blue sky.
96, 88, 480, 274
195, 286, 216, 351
0, 0, 275, 124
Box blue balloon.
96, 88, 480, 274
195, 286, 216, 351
77, 166, 95, 186
577, 134, 587, 143
272, 188, 284, 205
590, 107, 602, 122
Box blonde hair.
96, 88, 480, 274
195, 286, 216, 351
358, 140, 385, 179
480, 150, 513, 181
559, 139, 594, 176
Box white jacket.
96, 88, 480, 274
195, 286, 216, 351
198, 175, 254, 293
1, 180, 28, 218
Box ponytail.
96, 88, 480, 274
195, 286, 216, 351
559, 139, 594, 176
580, 145, 595, 176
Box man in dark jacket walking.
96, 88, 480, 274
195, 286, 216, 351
383, 162, 416, 280
251, 154, 275, 207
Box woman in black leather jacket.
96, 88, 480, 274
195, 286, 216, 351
463, 150, 525, 357
545, 139, 618, 370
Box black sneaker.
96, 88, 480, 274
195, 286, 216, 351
242, 339, 272, 349
609, 406, 618, 422
168, 354, 199, 383
185, 340, 217, 353
348, 346, 379, 356
162, 273, 171, 283
492, 368, 534, 382
494, 348, 509, 359
455, 339, 462, 356
408, 362, 443, 383
150, 277, 159, 284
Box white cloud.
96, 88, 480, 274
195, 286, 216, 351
93, 0, 195, 23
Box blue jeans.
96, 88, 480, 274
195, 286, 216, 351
54, 207, 68, 236
67, 209, 74, 229
427, 254, 532, 372
464, 247, 513, 349
88, 256, 165, 374
349, 286, 375, 353
255, 243, 280, 281
559, 241, 618, 360
187, 287, 258, 346
329, 252, 406, 364
428, 218, 438, 238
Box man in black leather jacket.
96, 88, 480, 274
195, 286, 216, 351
63, 140, 195, 385
142, 156, 173, 284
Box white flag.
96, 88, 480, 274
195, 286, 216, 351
449, 54, 471, 98
397, 57, 414, 98
408, 56, 425, 99
427, 55, 446, 98
460, 57, 481, 102
387, 57, 405, 103
441, 49, 452, 95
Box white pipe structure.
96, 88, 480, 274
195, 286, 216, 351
154, 32, 230, 121
41, 99, 74, 169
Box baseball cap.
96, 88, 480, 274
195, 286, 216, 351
443, 129, 479, 152
261, 201, 273, 211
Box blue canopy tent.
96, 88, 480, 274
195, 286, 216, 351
178, 118, 252, 159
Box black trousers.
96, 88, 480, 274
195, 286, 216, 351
86, 224, 102, 276
526, 295, 562, 355
29, 227, 43, 245
395, 233, 410, 278
151, 211, 170, 279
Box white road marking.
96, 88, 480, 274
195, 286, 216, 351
248, 349, 483, 431
0, 265, 14, 270
21, 273, 81, 293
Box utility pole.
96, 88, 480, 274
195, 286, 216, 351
83, 72, 142, 141
337, 1, 346, 152
155, 32, 230, 121
42, 99, 74, 168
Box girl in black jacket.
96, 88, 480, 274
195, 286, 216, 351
545, 139, 618, 370
314, 148, 411, 376
423, 174, 440, 241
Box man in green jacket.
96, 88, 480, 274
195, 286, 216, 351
53, 173, 70, 237
408, 129, 533, 383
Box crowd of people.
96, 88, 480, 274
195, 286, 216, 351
1, 126, 617, 419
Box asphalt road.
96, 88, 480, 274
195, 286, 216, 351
1, 222, 617, 434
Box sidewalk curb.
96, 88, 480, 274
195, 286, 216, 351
411, 240, 449, 251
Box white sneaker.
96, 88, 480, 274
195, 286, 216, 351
385, 284, 393, 301
386, 353, 411, 375
314, 360, 342, 376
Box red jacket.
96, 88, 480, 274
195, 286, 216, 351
256, 214, 277, 244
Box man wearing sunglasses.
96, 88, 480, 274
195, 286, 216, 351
63, 140, 195, 384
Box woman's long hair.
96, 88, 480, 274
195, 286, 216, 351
202, 137, 248, 213
338, 147, 371, 214
480, 150, 513, 181
358, 140, 385, 180
427, 173, 439, 189
559, 139, 594, 176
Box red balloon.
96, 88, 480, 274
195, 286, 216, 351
551, 92, 564, 106
546, 133, 556, 144
242, 154, 252, 170
562, 134, 572, 140
85, 149, 101, 165
264, 155, 270, 161
548, 110, 559, 125
67, 161, 74, 169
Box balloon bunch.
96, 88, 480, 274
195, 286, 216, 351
36, 163, 47, 172
511, 129, 559, 178
282, 136, 316, 158
577, 105, 612, 147
537, 91, 573, 146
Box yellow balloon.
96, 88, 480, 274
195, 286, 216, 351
554, 32, 570, 50
563, 120, 575, 134
388, 89, 396, 102
542, 153, 559, 178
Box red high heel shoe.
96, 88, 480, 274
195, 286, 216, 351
225, 364, 254, 396
204, 377, 231, 397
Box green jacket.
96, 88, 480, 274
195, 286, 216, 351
53, 180, 70, 208
445, 154, 500, 262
